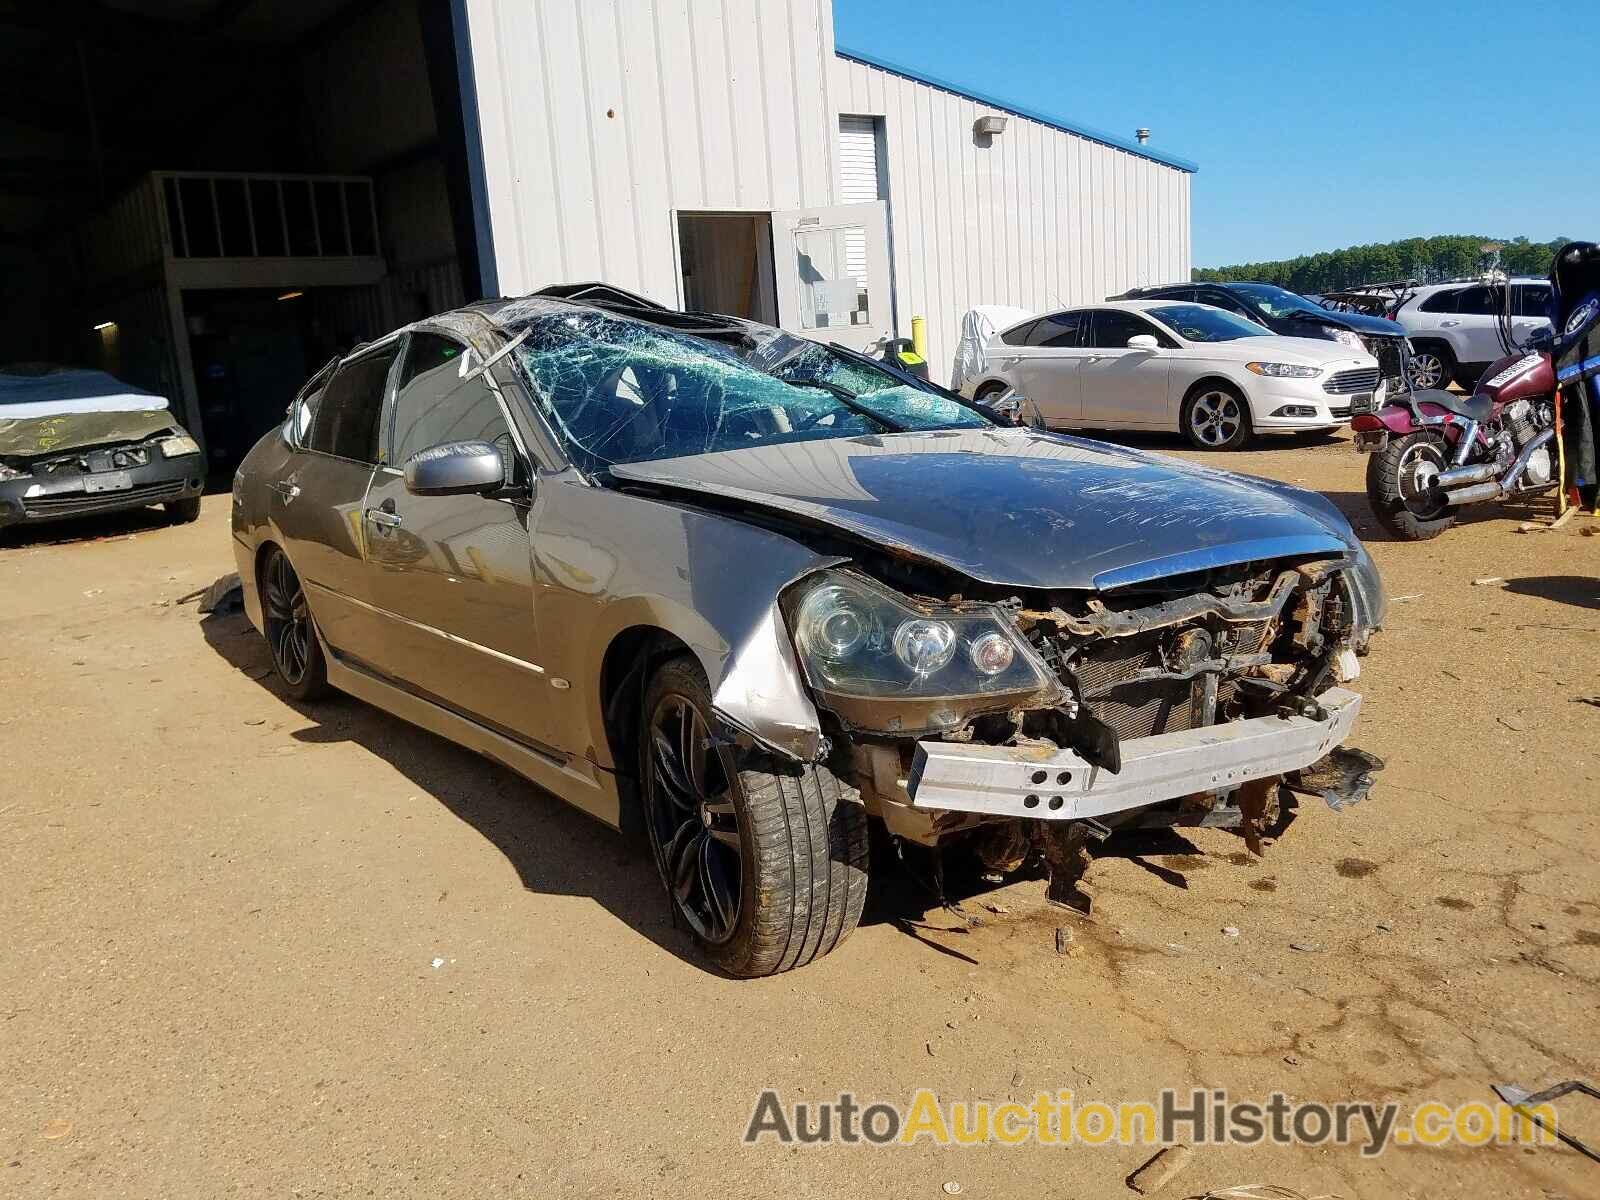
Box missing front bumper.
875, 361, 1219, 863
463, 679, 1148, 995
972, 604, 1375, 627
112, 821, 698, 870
906, 687, 1362, 822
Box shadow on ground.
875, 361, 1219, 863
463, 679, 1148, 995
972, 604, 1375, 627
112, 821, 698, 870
197, 605, 709, 970
198, 599, 1294, 973
0, 502, 189, 549
1501, 574, 1600, 610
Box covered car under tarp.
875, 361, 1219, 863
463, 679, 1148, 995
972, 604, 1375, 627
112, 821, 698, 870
0, 366, 177, 457
950, 305, 1034, 395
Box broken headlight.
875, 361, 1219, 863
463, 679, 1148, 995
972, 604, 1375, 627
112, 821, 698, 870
0, 461, 25, 482
160, 433, 201, 458
784, 570, 1060, 734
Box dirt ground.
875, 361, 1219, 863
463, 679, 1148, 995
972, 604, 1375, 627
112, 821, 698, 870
3, 429, 1598, 1199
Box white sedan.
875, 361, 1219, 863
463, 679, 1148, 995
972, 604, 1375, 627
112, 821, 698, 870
964, 300, 1383, 449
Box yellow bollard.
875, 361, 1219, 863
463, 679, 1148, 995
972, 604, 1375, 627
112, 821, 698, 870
911, 315, 927, 361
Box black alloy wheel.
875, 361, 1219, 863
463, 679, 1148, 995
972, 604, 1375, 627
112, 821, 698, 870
646, 691, 744, 945
260, 546, 328, 698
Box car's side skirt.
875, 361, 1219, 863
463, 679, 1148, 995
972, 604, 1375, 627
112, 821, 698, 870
322, 636, 623, 830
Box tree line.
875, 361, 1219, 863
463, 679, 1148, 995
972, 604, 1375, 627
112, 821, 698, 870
1193, 235, 1567, 293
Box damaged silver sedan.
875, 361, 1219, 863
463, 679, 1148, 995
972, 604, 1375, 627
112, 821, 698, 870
231, 285, 1385, 977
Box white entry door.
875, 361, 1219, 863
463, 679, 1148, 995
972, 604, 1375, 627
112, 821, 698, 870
771, 201, 892, 353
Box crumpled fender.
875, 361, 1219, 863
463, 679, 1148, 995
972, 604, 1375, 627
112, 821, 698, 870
533, 478, 844, 767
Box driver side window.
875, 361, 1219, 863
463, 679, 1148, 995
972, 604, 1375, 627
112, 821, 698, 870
391, 333, 519, 481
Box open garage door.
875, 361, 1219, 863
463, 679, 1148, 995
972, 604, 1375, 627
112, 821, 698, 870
0, 0, 486, 485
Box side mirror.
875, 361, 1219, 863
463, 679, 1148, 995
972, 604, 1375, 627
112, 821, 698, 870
1126, 334, 1159, 351
403, 440, 506, 496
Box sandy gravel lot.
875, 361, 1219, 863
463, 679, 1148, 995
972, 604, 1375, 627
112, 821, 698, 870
3, 429, 1598, 1198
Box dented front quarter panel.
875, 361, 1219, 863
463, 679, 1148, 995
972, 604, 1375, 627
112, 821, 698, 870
527, 471, 844, 768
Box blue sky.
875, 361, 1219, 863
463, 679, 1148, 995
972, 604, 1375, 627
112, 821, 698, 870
833, 0, 1591, 267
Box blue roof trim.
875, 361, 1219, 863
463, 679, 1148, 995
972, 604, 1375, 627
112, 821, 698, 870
834, 44, 1198, 174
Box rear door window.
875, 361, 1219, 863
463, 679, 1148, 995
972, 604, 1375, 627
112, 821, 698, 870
306, 347, 398, 463
999, 319, 1041, 346
1023, 312, 1084, 348
1417, 289, 1461, 314
1515, 285, 1552, 318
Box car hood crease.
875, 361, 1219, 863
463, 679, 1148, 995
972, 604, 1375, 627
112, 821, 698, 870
609, 428, 1352, 591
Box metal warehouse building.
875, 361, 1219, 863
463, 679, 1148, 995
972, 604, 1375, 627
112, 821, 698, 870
0, 0, 1193, 468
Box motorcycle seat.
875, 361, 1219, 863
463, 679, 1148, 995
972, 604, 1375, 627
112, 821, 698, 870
1410, 387, 1494, 423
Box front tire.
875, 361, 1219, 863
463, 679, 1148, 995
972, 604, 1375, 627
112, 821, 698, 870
1366, 430, 1457, 540
1182, 383, 1252, 450
641, 655, 868, 977
259, 545, 330, 700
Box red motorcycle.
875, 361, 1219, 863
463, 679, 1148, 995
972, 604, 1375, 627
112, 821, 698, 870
1353, 290, 1558, 540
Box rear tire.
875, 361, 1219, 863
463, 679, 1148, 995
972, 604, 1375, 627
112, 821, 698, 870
974, 380, 1009, 404
1181, 382, 1252, 449
259, 545, 330, 700
1366, 430, 1457, 540
641, 655, 869, 977
166, 496, 202, 524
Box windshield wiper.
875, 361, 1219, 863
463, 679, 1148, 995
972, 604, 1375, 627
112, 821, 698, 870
781, 378, 906, 432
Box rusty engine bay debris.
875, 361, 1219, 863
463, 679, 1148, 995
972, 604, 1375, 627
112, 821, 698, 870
818, 551, 1386, 916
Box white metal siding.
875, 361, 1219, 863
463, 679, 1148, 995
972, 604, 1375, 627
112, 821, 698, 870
832, 54, 1192, 385
465, 0, 840, 301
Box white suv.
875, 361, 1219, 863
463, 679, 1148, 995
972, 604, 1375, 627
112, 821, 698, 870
1390, 279, 1552, 390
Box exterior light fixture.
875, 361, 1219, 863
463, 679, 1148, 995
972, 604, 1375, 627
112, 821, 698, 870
93, 320, 116, 331
973, 114, 1007, 137
277, 290, 304, 301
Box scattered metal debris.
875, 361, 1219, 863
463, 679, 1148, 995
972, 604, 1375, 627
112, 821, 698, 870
1286, 748, 1384, 813
1288, 942, 1323, 953
197, 572, 243, 615
1491, 1078, 1600, 1163
1471, 576, 1504, 586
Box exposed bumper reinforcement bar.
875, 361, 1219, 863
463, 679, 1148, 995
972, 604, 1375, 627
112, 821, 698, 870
907, 687, 1362, 821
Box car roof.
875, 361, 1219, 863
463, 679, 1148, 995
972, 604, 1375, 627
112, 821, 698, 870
1405, 277, 1546, 293
1115, 280, 1269, 298
333, 283, 779, 367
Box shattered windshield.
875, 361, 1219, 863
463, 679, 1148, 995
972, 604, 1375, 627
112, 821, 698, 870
511, 310, 986, 470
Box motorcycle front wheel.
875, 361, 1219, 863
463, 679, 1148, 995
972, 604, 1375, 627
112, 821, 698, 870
1367, 431, 1458, 540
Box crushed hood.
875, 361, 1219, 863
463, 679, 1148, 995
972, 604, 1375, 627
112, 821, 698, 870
610, 427, 1354, 591
0, 409, 178, 458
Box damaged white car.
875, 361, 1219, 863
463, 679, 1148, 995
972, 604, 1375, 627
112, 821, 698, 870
0, 365, 204, 533
231, 285, 1385, 977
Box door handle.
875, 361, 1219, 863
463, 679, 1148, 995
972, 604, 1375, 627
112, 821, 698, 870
1439, 320, 1460, 327
270, 479, 300, 503
365, 508, 402, 529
